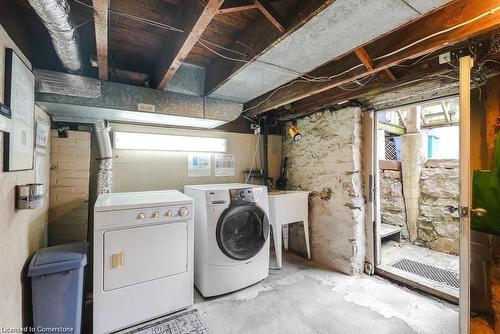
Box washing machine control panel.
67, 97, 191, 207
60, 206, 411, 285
230, 188, 255, 203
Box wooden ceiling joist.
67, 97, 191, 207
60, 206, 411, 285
92, 0, 109, 80
354, 47, 374, 71
154, 0, 224, 90
384, 68, 397, 82
205, 0, 335, 95
246, 0, 500, 116
217, 0, 258, 14
254, 0, 286, 33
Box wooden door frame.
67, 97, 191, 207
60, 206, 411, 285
458, 55, 474, 334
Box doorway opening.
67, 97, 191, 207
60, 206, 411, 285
375, 96, 460, 303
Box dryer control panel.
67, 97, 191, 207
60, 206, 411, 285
95, 204, 193, 230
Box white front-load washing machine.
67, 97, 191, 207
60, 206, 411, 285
93, 190, 194, 334
184, 183, 270, 297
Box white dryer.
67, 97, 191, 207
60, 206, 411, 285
93, 190, 193, 334
184, 183, 270, 297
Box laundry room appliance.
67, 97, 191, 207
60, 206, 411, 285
93, 190, 194, 334
184, 184, 270, 297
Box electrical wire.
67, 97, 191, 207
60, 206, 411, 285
71, 0, 324, 81
197, 40, 334, 82
245, 134, 261, 184
199, 39, 247, 57
374, 6, 500, 62
71, 0, 92, 9
109, 9, 185, 33
69, 0, 500, 116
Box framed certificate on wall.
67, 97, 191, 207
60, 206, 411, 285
2, 48, 35, 172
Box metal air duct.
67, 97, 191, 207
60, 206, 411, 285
27, 0, 83, 73
93, 120, 112, 194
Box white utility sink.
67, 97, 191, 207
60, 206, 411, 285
268, 190, 310, 268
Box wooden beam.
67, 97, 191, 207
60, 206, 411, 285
218, 0, 256, 14
109, 68, 149, 86
218, 4, 258, 14
92, 0, 109, 80
218, 0, 258, 14
441, 100, 451, 122
278, 58, 456, 117
419, 109, 426, 126
354, 47, 374, 71
379, 122, 406, 135
397, 110, 406, 127
246, 0, 500, 116
205, 0, 335, 95
254, 0, 286, 33
384, 68, 397, 82
155, 0, 224, 89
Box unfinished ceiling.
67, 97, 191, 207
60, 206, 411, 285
208, 0, 454, 103
3, 0, 500, 124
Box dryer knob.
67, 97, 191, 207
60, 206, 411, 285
165, 210, 173, 217
178, 207, 189, 217
137, 212, 146, 220
152, 211, 160, 218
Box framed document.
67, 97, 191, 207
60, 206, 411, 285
2, 48, 35, 172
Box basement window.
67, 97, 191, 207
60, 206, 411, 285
113, 131, 227, 153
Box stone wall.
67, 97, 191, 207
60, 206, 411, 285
379, 166, 407, 237
283, 107, 366, 275
379, 159, 459, 254
416, 159, 459, 255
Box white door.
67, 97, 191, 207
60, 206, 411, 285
103, 222, 188, 291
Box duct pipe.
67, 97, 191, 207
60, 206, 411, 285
93, 121, 113, 194
27, 0, 83, 73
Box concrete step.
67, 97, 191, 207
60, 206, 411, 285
381, 223, 403, 242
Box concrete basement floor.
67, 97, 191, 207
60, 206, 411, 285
194, 253, 459, 334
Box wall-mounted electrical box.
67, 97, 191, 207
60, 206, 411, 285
16, 184, 44, 210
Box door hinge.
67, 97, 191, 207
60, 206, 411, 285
364, 262, 374, 275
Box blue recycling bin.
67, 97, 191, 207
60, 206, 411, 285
28, 242, 88, 334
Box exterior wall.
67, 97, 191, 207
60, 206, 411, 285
49, 130, 91, 245
109, 123, 282, 192
379, 167, 407, 236
0, 25, 50, 328
283, 107, 366, 275
379, 158, 459, 254
416, 159, 459, 255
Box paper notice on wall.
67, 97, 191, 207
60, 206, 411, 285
215, 154, 236, 177
187, 153, 211, 177
35, 121, 50, 154
35, 154, 47, 198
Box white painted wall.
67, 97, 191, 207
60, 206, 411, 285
0, 25, 50, 328
110, 123, 282, 192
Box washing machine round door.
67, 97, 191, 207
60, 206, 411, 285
216, 202, 269, 261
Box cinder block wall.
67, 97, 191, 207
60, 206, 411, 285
283, 107, 366, 275
49, 130, 91, 245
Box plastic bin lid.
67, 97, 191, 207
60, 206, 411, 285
28, 242, 88, 277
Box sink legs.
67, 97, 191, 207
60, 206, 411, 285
271, 220, 311, 269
